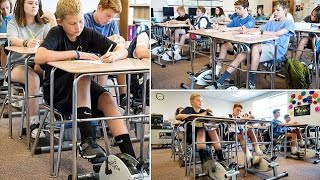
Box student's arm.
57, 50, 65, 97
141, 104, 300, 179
134, 32, 150, 59
7, 20, 39, 48
176, 113, 189, 120
35, 28, 100, 64
280, 121, 299, 126
100, 44, 128, 63
262, 21, 294, 37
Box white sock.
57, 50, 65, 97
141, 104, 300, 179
242, 145, 253, 161
291, 147, 297, 153
253, 144, 263, 155
30, 115, 40, 125
300, 140, 305, 146
215, 65, 222, 76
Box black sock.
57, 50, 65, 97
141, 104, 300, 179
115, 134, 136, 159
77, 107, 94, 142
198, 149, 210, 163
120, 94, 126, 100
216, 149, 225, 161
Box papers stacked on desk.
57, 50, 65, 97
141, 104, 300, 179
294, 22, 319, 30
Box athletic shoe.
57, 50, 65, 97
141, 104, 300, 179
80, 137, 106, 159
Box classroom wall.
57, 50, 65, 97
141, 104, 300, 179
151, 91, 233, 121
286, 91, 320, 126
241, 91, 287, 118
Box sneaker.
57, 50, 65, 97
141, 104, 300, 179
248, 82, 256, 89
300, 141, 306, 148
251, 156, 262, 167
203, 74, 213, 82
205, 81, 223, 90
80, 138, 106, 159
172, 49, 181, 60
30, 123, 45, 139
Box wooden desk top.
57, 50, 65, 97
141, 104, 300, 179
281, 123, 309, 127
47, 58, 150, 74
5, 46, 37, 54
188, 29, 279, 44
295, 28, 320, 33
0, 33, 6, 39
181, 115, 271, 124
155, 22, 190, 28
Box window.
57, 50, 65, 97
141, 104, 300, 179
252, 92, 288, 121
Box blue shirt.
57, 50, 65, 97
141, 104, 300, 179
229, 13, 238, 20
227, 15, 255, 28
256, 15, 267, 20
259, 19, 295, 60
0, 15, 13, 33
272, 119, 284, 138
84, 11, 119, 36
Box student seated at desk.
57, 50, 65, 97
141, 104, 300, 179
265, 109, 304, 155
84, 0, 128, 106
173, 6, 210, 59
176, 93, 227, 175
128, 30, 150, 59
208, 0, 255, 78
0, 0, 13, 68
256, 7, 267, 20
284, 114, 306, 147
7, 0, 53, 138
169, 6, 191, 43
35, 0, 137, 160
226, 104, 263, 164
295, 6, 320, 59
269, 10, 294, 22
210, 7, 226, 24
208, 0, 294, 89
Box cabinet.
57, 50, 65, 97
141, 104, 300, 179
120, 0, 150, 40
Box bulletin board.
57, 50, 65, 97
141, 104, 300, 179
294, 104, 311, 117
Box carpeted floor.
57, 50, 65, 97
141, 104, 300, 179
0, 115, 150, 180
151, 50, 316, 89
151, 148, 320, 180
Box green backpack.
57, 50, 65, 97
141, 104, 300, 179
285, 58, 310, 89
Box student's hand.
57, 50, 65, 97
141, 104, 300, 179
27, 39, 40, 48
79, 52, 100, 60
211, 23, 219, 30
100, 52, 115, 63
41, 11, 56, 23
239, 25, 247, 34
293, 121, 298, 124
108, 34, 125, 45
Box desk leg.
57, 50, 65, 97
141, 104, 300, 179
246, 48, 251, 89
139, 73, 147, 161
211, 37, 217, 82
71, 75, 79, 180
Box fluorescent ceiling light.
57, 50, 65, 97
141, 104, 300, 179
232, 91, 250, 98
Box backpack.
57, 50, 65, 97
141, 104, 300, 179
285, 58, 310, 89
193, 16, 212, 29
128, 29, 150, 58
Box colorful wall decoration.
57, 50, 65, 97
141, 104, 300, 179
288, 91, 320, 116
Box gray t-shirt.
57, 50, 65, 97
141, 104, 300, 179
7, 19, 50, 65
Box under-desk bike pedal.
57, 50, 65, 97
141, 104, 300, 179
248, 155, 288, 180
207, 161, 239, 180
68, 153, 149, 180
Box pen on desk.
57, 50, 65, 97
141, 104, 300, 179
106, 44, 113, 54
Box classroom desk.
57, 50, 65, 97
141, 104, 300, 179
188, 29, 279, 89
281, 123, 318, 162
47, 58, 150, 179
182, 115, 239, 179
153, 22, 190, 66
294, 28, 320, 88
5, 46, 37, 150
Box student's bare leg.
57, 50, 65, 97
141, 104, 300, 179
116, 74, 127, 103
208, 129, 225, 161
97, 91, 137, 158
250, 44, 263, 71
174, 29, 186, 45
11, 66, 40, 117
291, 129, 305, 146
218, 42, 233, 60
287, 132, 298, 153
295, 37, 309, 59
237, 131, 253, 161
248, 129, 263, 155
0, 45, 6, 69
97, 75, 107, 87
178, 33, 189, 51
